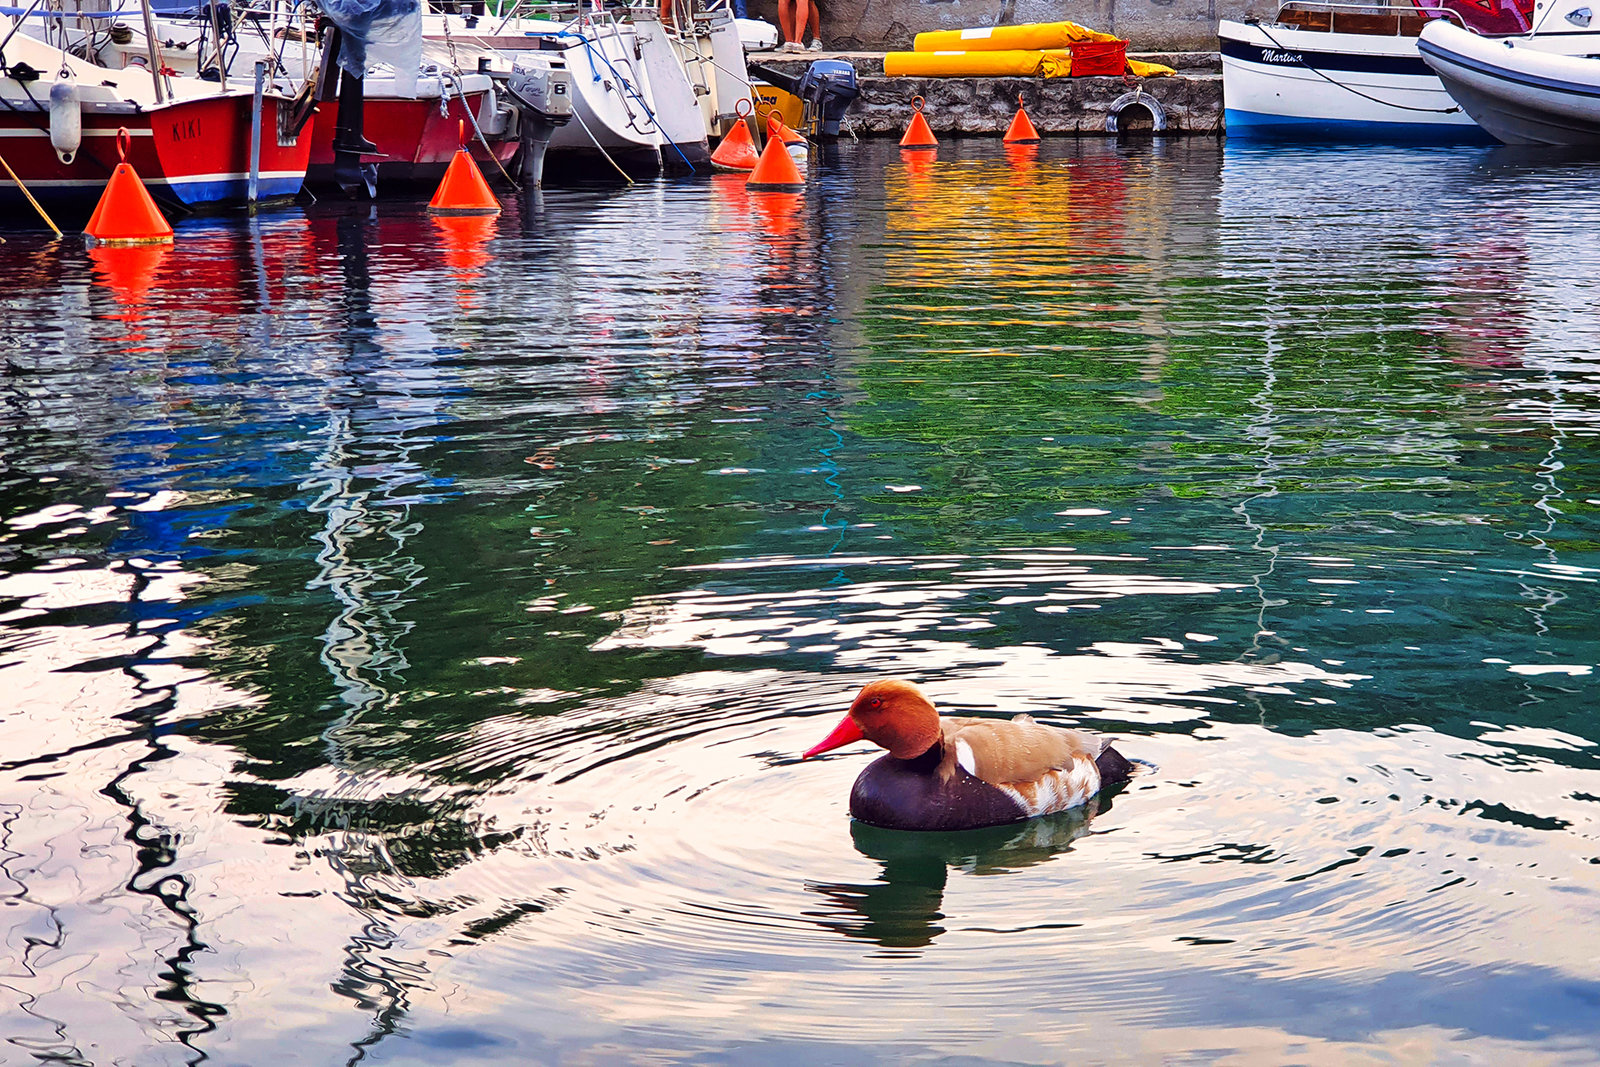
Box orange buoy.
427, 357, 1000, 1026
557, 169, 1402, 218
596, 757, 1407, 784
711, 99, 760, 172
899, 96, 938, 150
83, 128, 173, 246
746, 116, 805, 190
769, 115, 807, 147
429, 121, 501, 216
1004, 94, 1041, 144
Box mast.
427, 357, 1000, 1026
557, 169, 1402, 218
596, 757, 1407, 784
138, 0, 165, 103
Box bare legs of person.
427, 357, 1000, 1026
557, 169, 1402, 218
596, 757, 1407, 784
778, 0, 800, 50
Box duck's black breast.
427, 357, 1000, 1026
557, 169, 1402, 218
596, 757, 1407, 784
848, 748, 1030, 832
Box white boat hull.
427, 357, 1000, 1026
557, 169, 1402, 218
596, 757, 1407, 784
1219, 18, 1489, 139
707, 14, 755, 134
630, 9, 712, 171
547, 22, 665, 166
424, 13, 664, 174
1419, 19, 1600, 144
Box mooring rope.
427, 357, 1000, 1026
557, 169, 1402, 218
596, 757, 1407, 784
440, 67, 522, 191
1251, 19, 1461, 115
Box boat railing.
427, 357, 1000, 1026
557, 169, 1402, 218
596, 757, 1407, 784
1271, 0, 1468, 35
34, 0, 323, 93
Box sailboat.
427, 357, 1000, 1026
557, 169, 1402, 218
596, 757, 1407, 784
22, 0, 519, 197
422, 1, 753, 177
0, 10, 312, 209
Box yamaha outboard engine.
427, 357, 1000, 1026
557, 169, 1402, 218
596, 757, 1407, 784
796, 59, 860, 137
747, 58, 860, 138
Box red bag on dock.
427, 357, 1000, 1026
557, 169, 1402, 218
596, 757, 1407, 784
1067, 39, 1128, 76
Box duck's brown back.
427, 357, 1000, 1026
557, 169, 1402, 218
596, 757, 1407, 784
940, 715, 1103, 787
939, 715, 1109, 820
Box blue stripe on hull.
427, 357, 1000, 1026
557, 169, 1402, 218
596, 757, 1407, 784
1224, 107, 1496, 142
165, 176, 305, 205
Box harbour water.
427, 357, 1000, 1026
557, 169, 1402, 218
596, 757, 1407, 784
1, 137, 1598, 1064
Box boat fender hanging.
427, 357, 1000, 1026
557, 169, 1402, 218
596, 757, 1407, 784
1105, 89, 1166, 134
49, 79, 82, 165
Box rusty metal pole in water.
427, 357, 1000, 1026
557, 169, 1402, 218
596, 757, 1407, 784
248, 60, 266, 205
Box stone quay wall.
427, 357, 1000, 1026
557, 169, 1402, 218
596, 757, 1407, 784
742, 0, 1271, 54
757, 53, 1225, 136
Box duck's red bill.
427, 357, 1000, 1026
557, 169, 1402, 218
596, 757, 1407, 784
803, 714, 864, 759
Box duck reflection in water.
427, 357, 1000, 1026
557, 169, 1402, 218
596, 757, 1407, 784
806, 799, 1102, 950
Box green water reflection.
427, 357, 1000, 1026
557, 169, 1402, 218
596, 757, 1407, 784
0, 137, 1597, 1064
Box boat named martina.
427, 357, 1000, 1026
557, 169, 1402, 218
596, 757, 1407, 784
1218, 0, 1509, 139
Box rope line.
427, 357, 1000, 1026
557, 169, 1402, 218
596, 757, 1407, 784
555, 27, 696, 172
1252, 20, 1461, 114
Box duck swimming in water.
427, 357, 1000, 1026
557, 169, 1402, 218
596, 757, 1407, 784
803, 679, 1136, 832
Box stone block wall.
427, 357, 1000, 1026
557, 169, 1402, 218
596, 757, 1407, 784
743, 0, 1274, 54
754, 55, 1225, 136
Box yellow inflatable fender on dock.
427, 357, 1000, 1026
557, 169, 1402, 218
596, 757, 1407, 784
913, 21, 1120, 52
883, 50, 1072, 77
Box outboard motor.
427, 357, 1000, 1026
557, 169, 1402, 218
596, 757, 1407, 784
504, 53, 573, 186
747, 58, 860, 138
795, 59, 860, 137
313, 24, 378, 198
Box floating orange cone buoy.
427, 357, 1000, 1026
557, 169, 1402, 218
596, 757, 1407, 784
84, 129, 173, 246
429, 120, 501, 216
1004, 94, 1041, 144
711, 98, 760, 173
747, 116, 805, 191
770, 115, 807, 147
899, 96, 938, 150
755, 106, 807, 148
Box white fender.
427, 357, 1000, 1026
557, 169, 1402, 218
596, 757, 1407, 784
1105, 90, 1167, 134
49, 79, 81, 164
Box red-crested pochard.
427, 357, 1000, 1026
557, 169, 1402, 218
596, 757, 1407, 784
803, 679, 1135, 831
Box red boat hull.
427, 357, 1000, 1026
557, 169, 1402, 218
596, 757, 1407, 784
0, 92, 312, 210
304, 91, 518, 188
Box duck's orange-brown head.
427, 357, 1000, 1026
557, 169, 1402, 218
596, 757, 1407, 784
802, 679, 942, 761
